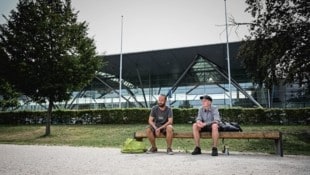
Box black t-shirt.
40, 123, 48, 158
150, 105, 173, 127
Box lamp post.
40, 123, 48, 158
224, 0, 232, 107
119, 15, 124, 108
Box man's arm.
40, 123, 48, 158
148, 116, 157, 129
212, 107, 221, 123
195, 108, 207, 128
195, 108, 203, 122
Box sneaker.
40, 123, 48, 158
191, 146, 202, 155
211, 147, 218, 156
146, 147, 158, 154
167, 148, 174, 155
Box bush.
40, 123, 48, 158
0, 107, 309, 125
219, 108, 243, 123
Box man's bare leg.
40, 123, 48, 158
146, 127, 156, 148
192, 123, 201, 147
211, 123, 219, 156
192, 123, 202, 155
211, 123, 219, 147
166, 125, 173, 148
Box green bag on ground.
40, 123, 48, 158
121, 138, 147, 153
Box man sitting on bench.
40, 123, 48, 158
146, 94, 174, 155
192, 95, 221, 156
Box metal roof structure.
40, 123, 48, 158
94, 41, 247, 90
78, 41, 261, 108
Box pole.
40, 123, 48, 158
119, 15, 124, 108
224, 0, 232, 107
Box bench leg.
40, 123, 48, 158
274, 132, 283, 157
133, 132, 143, 141
135, 138, 143, 142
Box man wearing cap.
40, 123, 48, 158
191, 95, 221, 156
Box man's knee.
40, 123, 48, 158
211, 123, 219, 131
146, 127, 153, 135
166, 125, 173, 133
193, 123, 199, 130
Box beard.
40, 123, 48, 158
158, 103, 165, 108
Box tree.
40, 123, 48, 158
0, 48, 20, 111
0, 0, 102, 135
0, 79, 20, 111
238, 0, 310, 92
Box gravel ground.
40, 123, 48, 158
0, 144, 309, 175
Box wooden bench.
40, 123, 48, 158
134, 131, 283, 157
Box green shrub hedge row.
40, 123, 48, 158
0, 108, 309, 125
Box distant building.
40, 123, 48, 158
13, 41, 309, 110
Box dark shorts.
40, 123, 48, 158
146, 125, 173, 136
199, 123, 219, 132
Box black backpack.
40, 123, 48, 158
219, 121, 243, 132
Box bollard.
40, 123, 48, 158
223, 145, 229, 155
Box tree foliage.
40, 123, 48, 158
0, 48, 19, 111
0, 78, 20, 111
238, 0, 310, 91
0, 0, 103, 135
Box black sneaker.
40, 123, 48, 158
191, 146, 202, 155
211, 147, 218, 156
167, 148, 174, 155
146, 147, 158, 154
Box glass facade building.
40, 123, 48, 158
14, 42, 309, 111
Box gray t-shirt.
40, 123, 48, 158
150, 105, 173, 127
196, 106, 221, 125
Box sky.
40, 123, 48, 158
0, 0, 253, 55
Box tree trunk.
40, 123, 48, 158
45, 100, 53, 136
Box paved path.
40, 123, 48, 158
0, 144, 309, 175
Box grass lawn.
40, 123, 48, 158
0, 124, 309, 155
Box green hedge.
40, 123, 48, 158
0, 108, 309, 125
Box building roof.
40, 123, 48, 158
94, 41, 247, 90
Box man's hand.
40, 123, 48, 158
155, 128, 161, 137
196, 120, 206, 128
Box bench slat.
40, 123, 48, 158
134, 131, 281, 139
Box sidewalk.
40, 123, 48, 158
0, 144, 309, 175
